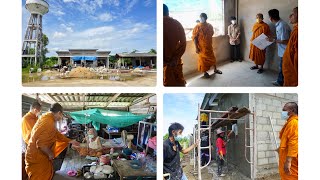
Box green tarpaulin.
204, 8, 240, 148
68, 108, 150, 130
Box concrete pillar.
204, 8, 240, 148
106, 56, 109, 68
58, 57, 62, 65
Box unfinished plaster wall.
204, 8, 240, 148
250, 93, 298, 178
238, 0, 298, 71
182, 0, 235, 76
212, 93, 251, 177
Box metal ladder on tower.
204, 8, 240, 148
194, 105, 256, 180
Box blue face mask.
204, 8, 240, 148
281, 111, 289, 120
174, 135, 183, 141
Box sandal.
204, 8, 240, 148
257, 69, 264, 74
204, 72, 210, 78
250, 66, 258, 70
214, 70, 222, 74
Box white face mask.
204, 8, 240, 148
281, 111, 289, 120
174, 134, 183, 141
88, 134, 94, 139
200, 17, 205, 23
231, 20, 236, 24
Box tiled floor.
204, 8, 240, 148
186, 60, 278, 87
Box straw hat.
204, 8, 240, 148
216, 128, 225, 135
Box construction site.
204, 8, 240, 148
21, 0, 157, 87
182, 93, 297, 180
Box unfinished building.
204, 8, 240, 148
190, 93, 298, 179
164, 0, 298, 86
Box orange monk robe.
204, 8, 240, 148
283, 24, 298, 86
25, 112, 71, 180
163, 16, 186, 86
279, 115, 298, 180
249, 22, 271, 65
22, 112, 38, 144
192, 23, 216, 72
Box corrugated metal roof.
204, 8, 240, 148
116, 53, 157, 58
22, 93, 156, 110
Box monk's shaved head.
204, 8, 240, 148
256, 13, 263, 19
283, 102, 298, 115
200, 13, 208, 20
50, 103, 63, 113
290, 7, 298, 24
164, 4, 169, 16
31, 101, 41, 110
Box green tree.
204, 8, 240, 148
41, 34, 49, 62
131, 49, 139, 53
163, 133, 169, 140
149, 48, 157, 54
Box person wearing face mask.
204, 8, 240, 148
249, 13, 271, 74
83, 128, 103, 152
163, 4, 187, 87
228, 16, 241, 62
277, 102, 298, 180
21, 101, 42, 180
25, 103, 80, 180
192, 13, 222, 78
282, 7, 298, 87
267, 9, 291, 87
163, 123, 200, 180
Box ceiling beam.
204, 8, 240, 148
104, 93, 121, 107
129, 94, 155, 106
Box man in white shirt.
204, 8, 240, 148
228, 16, 241, 62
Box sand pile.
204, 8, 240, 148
69, 67, 97, 78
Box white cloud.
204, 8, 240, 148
144, 0, 152, 7
47, 21, 154, 56
106, 0, 120, 6
60, 24, 74, 33
124, 0, 139, 14
53, 32, 67, 39
52, 10, 65, 16
97, 12, 114, 22
63, 0, 76, 2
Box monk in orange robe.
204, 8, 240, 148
163, 4, 186, 86
283, 7, 298, 86
25, 103, 79, 180
22, 101, 42, 144
249, 13, 271, 74
22, 101, 41, 180
192, 13, 222, 78
278, 102, 298, 180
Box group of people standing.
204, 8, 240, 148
163, 102, 298, 180
163, 4, 298, 87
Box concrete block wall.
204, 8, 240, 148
250, 93, 298, 178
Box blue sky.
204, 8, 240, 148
22, 0, 156, 56
163, 93, 205, 137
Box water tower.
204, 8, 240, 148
22, 0, 49, 66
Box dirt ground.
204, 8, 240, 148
181, 154, 280, 180
22, 73, 156, 87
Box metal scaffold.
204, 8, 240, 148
192, 105, 256, 180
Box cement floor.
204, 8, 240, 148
185, 60, 278, 87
